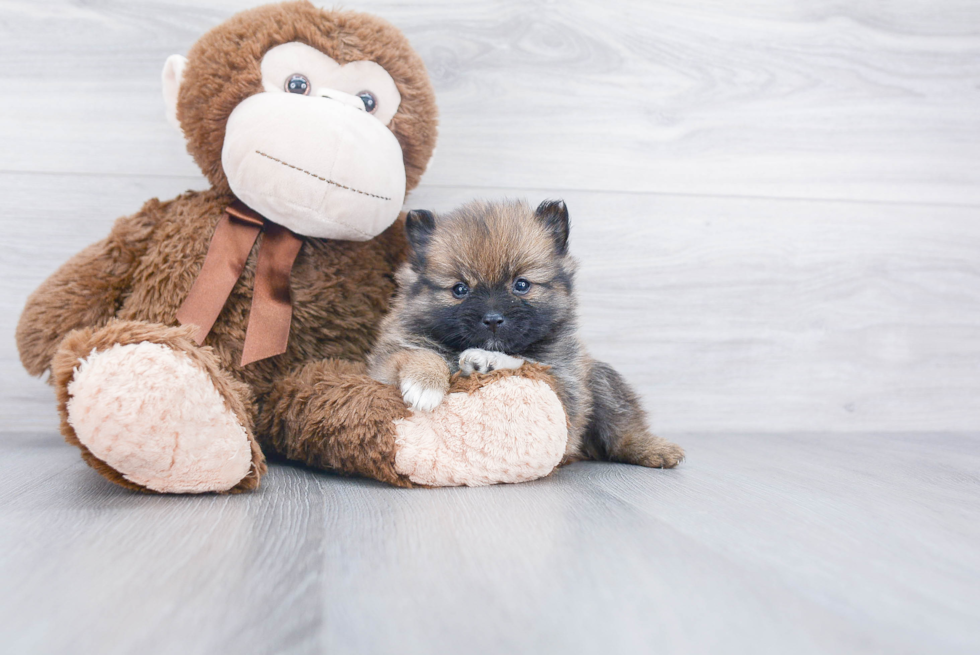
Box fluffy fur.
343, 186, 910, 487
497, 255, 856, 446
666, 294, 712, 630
369, 199, 684, 467
16, 3, 423, 491
17, 2, 570, 492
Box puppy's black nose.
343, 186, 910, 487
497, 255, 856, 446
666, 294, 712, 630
482, 312, 505, 332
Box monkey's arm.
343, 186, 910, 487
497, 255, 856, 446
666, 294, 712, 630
257, 357, 568, 488
258, 358, 417, 487
16, 203, 159, 376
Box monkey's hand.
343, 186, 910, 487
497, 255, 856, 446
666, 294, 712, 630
396, 350, 451, 412
459, 349, 524, 377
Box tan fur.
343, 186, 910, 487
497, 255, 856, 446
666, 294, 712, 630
425, 200, 563, 286
373, 349, 452, 394
15, 3, 445, 491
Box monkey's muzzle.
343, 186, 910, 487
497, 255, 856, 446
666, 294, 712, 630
221, 92, 406, 241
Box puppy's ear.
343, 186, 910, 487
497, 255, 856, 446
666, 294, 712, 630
405, 209, 437, 268
534, 199, 570, 256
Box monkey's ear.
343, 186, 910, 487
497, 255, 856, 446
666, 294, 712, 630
162, 55, 188, 131
405, 209, 437, 267
535, 199, 570, 256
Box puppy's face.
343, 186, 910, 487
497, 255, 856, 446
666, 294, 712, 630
400, 199, 576, 355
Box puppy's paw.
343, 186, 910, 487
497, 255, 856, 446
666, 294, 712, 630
391, 349, 451, 412
635, 438, 685, 469
400, 378, 446, 412
459, 348, 524, 377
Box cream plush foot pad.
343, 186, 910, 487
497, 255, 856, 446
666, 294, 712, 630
66, 342, 253, 493
393, 375, 568, 486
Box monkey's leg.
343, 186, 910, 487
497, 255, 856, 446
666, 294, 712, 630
52, 320, 265, 493
582, 361, 684, 468
258, 360, 568, 487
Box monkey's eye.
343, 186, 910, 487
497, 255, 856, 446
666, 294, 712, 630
285, 74, 310, 95
452, 283, 469, 299
357, 91, 378, 113
513, 278, 531, 295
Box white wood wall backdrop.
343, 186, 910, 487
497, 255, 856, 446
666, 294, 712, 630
3, 0, 980, 203
1, 0, 979, 433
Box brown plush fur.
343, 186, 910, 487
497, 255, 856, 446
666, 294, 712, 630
256, 359, 415, 487
17, 200, 161, 378
19, 188, 408, 393
15, 2, 447, 492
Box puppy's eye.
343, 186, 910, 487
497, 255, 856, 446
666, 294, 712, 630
357, 91, 378, 113
452, 283, 469, 299
513, 278, 531, 295
285, 74, 310, 95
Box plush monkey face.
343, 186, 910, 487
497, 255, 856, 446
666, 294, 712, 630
162, 1, 438, 241
219, 42, 407, 239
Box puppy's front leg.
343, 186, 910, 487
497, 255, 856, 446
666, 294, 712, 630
373, 349, 451, 411
459, 348, 524, 377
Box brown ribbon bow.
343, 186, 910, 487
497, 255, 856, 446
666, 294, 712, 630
176, 200, 303, 366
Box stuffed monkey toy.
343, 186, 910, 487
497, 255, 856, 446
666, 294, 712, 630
15, 1, 568, 493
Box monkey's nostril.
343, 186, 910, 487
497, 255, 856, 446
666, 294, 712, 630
482, 313, 505, 331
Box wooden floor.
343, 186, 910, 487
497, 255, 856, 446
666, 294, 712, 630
2, 1, 979, 653
2, 431, 978, 654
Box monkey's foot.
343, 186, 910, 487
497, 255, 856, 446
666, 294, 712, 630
66, 341, 254, 493
392, 365, 567, 486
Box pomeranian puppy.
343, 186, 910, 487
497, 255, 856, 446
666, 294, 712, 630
368, 199, 683, 468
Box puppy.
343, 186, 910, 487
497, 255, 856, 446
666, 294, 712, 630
368, 199, 683, 468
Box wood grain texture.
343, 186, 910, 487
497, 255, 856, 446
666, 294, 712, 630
1, 0, 978, 203
4, 174, 978, 433
2, 1, 979, 652
1, 431, 978, 654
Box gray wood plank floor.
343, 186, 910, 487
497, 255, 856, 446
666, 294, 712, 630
2, 431, 978, 654
2, 1, 979, 653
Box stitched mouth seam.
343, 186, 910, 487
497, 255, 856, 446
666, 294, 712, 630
254, 150, 392, 201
